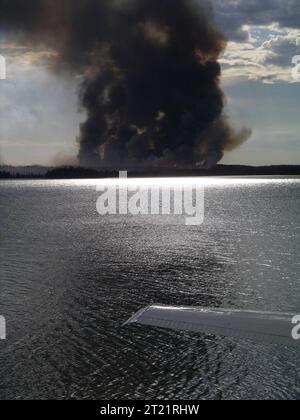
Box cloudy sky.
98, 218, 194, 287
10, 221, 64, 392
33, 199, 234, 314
0, 0, 300, 166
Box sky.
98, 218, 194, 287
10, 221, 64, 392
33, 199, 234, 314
0, 0, 300, 167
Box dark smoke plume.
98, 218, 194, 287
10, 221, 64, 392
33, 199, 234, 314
0, 0, 251, 168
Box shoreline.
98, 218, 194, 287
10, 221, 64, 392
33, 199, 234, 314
1, 165, 300, 180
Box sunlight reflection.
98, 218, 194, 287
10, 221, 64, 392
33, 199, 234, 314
1, 176, 299, 189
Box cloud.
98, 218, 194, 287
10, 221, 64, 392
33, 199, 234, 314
210, 0, 300, 83
212, 0, 300, 41
2, 1, 300, 86
261, 30, 300, 67
0, 42, 57, 72
220, 26, 300, 83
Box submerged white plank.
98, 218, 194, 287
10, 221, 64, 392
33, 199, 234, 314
124, 305, 300, 346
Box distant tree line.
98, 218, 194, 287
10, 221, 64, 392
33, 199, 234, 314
1, 165, 300, 180
0, 171, 12, 179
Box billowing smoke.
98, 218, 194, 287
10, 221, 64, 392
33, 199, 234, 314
0, 0, 251, 168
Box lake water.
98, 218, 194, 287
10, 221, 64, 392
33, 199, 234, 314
0, 177, 300, 400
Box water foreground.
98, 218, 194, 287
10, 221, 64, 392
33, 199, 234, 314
0, 177, 299, 400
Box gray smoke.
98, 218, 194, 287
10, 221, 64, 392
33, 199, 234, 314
0, 0, 251, 168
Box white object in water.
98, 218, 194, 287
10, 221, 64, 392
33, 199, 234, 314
124, 305, 300, 346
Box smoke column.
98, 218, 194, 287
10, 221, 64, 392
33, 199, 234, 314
0, 0, 251, 168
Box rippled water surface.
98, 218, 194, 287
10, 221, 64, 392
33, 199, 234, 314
0, 177, 300, 400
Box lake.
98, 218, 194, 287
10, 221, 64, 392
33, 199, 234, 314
0, 177, 299, 400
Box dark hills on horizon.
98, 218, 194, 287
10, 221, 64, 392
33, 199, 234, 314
1, 165, 300, 180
